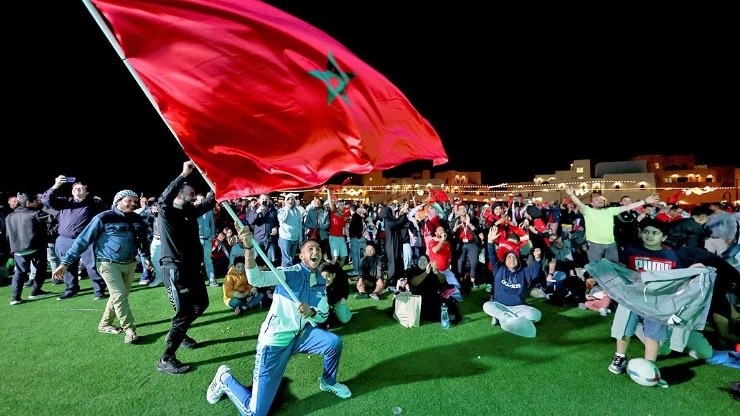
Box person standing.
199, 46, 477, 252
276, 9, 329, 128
196, 194, 220, 287
27, 202, 60, 288
41, 176, 108, 301
380, 200, 410, 288
326, 189, 350, 268
704, 201, 738, 260
52, 190, 152, 343
606, 219, 683, 380
347, 204, 365, 276
451, 203, 481, 288
146, 202, 164, 287
156, 161, 217, 375
6, 193, 52, 304
135, 197, 157, 285
564, 187, 659, 263
303, 196, 330, 249
206, 227, 351, 415
277, 194, 303, 266
245, 194, 280, 265
613, 195, 641, 249
0, 193, 20, 285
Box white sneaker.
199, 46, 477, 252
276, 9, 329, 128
599, 308, 608, 317
318, 377, 352, 398
207, 365, 231, 404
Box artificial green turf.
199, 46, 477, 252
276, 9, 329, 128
0, 275, 737, 416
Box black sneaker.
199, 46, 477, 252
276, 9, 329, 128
180, 336, 198, 349
608, 355, 628, 374
28, 290, 52, 299
157, 357, 190, 375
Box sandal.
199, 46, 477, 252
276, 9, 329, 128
98, 325, 122, 335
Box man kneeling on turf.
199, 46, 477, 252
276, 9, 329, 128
206, 229, 351, 416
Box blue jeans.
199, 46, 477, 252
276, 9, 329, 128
349, 237, 365, 273
222, 325, 343, 416
227, 292, 265, 310
200, 238, 215, 281
278, 238, 300, 267
30, 242, 60, 279
11, 251, 47, 301
55, 235, 107, 297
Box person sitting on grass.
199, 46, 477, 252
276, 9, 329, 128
355, 242, 385, 300
222, 255, 264, 316
482, 226, 544, 338
406, 254, 461, 324
425, 224, 463, 302
319, 261, 352, 328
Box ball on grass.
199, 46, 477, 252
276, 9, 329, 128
626, 358, 662, 387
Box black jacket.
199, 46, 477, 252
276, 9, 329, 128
665, 218, 707, 249
5, 207, 46, 253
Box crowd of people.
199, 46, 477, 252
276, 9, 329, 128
2, 166, 739, 413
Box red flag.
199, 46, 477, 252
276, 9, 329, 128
666, 191, 682, 205
426, 189, 450, 204
89, 0, 448, 200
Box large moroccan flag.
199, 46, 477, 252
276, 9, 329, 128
86, 0, 449, 200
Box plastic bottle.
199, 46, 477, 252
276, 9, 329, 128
440, 303, 450, 329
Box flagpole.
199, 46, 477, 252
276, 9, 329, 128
80, 0, 186, 151
201, 171, 317, 327
81, 0, 315, 325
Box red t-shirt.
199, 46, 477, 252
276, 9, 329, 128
427, 239, 452, 271
328, 210, 349, 237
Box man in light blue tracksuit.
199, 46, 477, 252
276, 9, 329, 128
206, 227, 352, 416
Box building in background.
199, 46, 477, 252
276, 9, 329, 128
302, 155, 739, 207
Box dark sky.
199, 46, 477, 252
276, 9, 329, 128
3, 2, 734, 202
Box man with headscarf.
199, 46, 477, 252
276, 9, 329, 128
53, 189, 152, 344
277, 194, 303, 266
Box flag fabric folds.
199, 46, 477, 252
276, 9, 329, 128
88, 0, 448, 200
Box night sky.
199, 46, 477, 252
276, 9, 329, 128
3, 2, 734, 202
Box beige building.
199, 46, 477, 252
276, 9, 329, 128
326, 155, 738, 206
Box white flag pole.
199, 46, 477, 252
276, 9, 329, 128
219, 200, 317, 326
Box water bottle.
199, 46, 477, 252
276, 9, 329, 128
440, 303, 450, 329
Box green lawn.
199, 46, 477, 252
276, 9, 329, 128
0, 275, 737, 416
